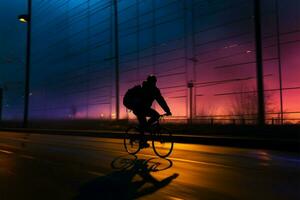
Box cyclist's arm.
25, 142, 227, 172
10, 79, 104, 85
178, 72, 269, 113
155, 88, 171, 115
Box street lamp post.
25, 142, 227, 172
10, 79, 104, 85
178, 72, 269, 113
113, 0, 120, 120
18, 0, 32, 128
0, 88, 3, 123
187, 81, 194, 124
275, 0, 284, 124
254, 0, 265, 125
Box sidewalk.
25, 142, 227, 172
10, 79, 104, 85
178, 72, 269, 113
0, 127, 299, 152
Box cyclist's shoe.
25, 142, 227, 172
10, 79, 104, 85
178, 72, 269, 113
140, 140, 150, 149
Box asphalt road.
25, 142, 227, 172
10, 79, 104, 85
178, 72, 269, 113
0, 131, 299, 200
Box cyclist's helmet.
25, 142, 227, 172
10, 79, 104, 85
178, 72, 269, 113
147, 74, 157, 85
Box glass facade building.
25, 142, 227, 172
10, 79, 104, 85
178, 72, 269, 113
1, 0, 300, 124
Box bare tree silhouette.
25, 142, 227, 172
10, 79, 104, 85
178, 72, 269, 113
229, 84, 276, 124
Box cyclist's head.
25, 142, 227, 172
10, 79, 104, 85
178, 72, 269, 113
146, 74, 157, 86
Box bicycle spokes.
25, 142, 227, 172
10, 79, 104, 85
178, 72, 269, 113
152, 128, 173, 158
124, 127, 141, 155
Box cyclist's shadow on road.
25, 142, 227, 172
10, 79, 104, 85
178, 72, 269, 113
75, 155, 179, 200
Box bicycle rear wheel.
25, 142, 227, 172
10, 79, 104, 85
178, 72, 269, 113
152, 127, 174, 158
124, 126, 141, 155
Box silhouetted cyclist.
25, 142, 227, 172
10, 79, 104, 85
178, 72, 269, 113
123, 75, 172, 148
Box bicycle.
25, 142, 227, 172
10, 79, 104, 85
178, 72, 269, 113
124, 114, 174, 158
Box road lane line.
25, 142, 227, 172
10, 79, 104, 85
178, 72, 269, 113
87, 171, 105, 176
0, 149, 13, 154
171, 157, 221, 166
20, 154, 36, 160
169, 197, 184, 200
137, 153, 235, 168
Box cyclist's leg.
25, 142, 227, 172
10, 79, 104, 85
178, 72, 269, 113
146, 108, 160, 127
134, 111, 147, 134
133, 109, 149, 147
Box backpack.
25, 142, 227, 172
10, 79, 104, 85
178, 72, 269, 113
123, 85, 142, 109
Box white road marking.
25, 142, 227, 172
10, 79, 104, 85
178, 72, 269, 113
0, 149, 13, 154
87, 171, 105, 176
20, 154, 36, 160
169, 197, 185, 200
137, 153, 234, 168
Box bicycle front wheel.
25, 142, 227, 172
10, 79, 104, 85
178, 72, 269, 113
124, 127, 141, 155
152, 127, 174, 158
